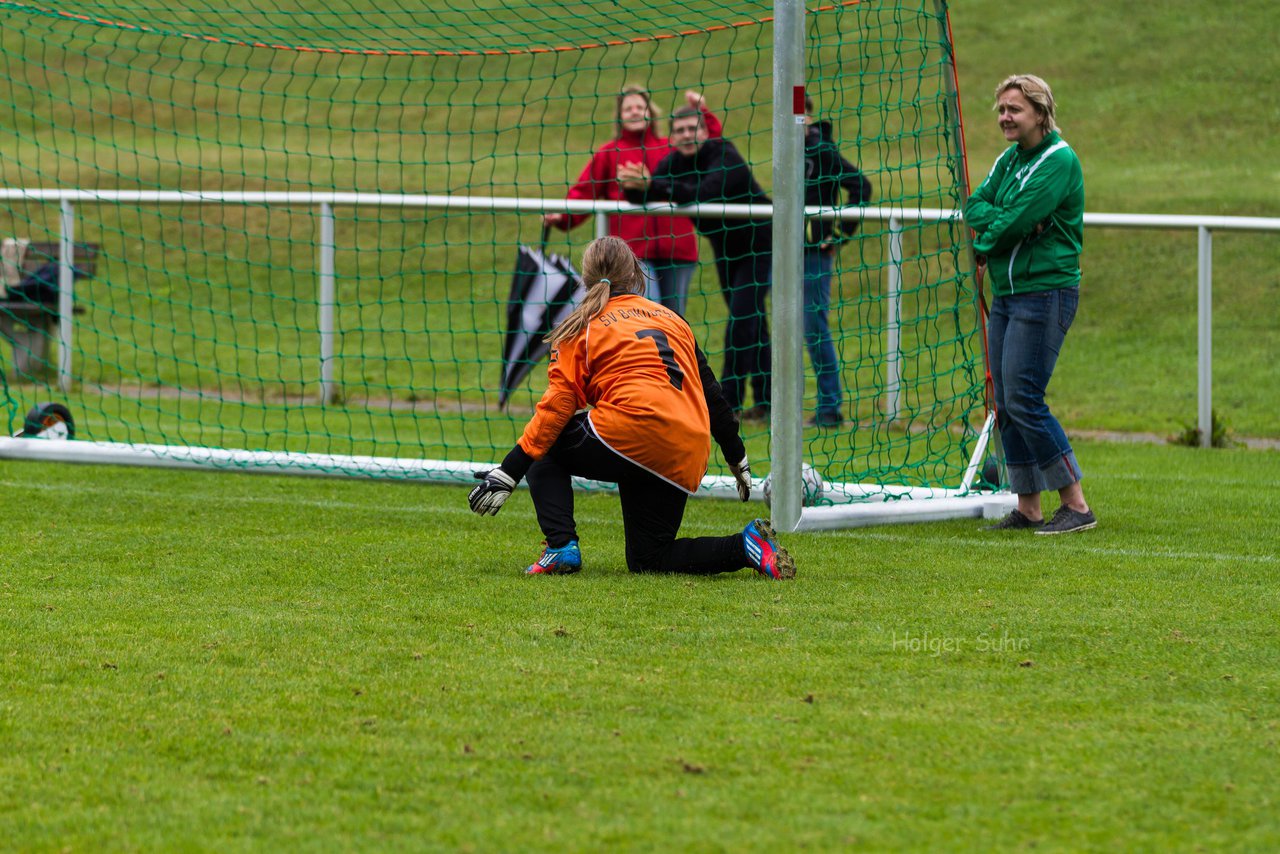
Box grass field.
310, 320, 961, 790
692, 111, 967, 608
2, 439, 1278, 849
2, 1, 1279, 848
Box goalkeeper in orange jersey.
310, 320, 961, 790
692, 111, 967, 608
467, 236, 795, 579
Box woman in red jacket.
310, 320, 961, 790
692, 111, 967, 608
543, 86, 721, 315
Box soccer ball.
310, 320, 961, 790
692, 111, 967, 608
20, 402, 75, 440
762, 463, 825, 508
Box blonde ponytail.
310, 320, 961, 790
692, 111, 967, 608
546, 236, 647, 347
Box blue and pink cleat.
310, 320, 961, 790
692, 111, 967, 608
526, 540, 582, 575
742, 519, 796, 580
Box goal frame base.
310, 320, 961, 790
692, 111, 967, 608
0, 436, 1016, 530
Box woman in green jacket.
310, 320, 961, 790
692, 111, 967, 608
967, 74, 1096, 535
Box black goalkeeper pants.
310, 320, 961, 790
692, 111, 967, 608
526, 413, 749, 575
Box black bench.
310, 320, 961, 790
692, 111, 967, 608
0, 241, 95, 379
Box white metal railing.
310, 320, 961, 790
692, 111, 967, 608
3, 188, 1277, 446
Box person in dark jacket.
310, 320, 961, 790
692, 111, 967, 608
802, 96, 873, 428
618, 106, 772, 420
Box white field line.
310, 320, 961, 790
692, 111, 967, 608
1102, 472, 1276, 488
816, 528, 1278, 565
0, 477, 444, 516
2, 477, 1274, 567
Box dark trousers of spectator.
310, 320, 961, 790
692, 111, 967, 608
525, 413, 748, 574
712, 251, 772, 412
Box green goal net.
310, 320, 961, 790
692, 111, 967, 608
0, 0, 1003, 526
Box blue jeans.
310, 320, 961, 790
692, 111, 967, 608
988, 287, 1083, 494
639, 259, 696, 315
803, 249, 843, 417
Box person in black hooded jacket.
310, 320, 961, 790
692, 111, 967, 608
801, 96, 873, 428
618, 106, 772, 420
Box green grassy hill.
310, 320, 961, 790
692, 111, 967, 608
951, 1, 1279, 215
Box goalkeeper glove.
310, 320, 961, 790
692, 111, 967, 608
728, 453, 751, 502
468, 468, 516, 516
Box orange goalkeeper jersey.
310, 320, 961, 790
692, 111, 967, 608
517, 293, 712, 494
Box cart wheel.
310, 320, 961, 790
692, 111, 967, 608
21, 402, 75, 440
